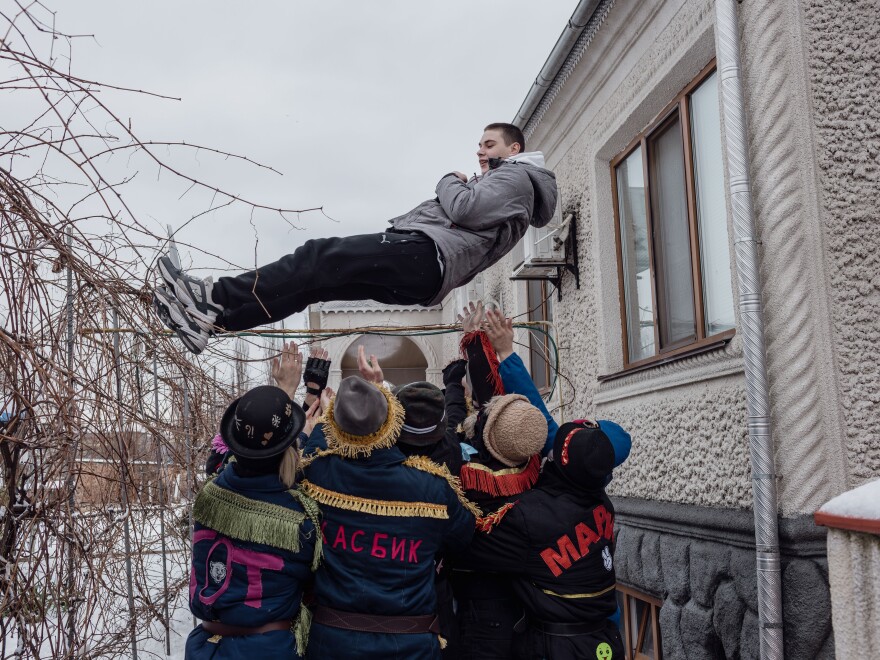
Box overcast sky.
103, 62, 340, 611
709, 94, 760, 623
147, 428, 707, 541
43, 0, 576, 281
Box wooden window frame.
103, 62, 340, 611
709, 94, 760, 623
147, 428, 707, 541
610, 59, 734, 372
618, 584, 664, 660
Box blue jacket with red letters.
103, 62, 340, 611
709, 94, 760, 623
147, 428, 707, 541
301, 430, 476, 660
185, 464, 321, 659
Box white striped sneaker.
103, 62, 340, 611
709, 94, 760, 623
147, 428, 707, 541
153, 286, 210, 354
157, 255, 222, 328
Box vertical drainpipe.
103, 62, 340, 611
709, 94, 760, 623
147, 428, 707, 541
714, 1, 784, 659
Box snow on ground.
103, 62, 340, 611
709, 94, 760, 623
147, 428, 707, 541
136, 579, 193, 659
2, 505, 197, 658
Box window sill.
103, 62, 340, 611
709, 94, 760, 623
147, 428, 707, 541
598, 330, 735, 383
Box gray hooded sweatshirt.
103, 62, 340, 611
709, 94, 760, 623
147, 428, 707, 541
389, 152, 558, 306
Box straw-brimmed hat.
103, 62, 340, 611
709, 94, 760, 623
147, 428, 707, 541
322, 376, 405, 457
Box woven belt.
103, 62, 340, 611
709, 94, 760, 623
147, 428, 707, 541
201, 620, 291, 637
529, 619, 605, 637
313, 605, 440, 634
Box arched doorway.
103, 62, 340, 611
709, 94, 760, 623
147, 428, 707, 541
340, 335, 428, 386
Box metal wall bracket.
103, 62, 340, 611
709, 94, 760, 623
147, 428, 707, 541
509, 212, 580, 301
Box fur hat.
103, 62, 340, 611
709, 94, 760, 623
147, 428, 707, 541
322, 376, 405, 457
392, 381, 446, 447
220, 385, 304, 460
482, 394, 548, 467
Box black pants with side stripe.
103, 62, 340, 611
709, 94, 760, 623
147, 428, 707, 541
212, 231, 443, 331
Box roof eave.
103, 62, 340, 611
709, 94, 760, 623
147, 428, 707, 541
513, 0, 610, 138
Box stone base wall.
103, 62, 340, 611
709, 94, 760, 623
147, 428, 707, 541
614, 497, 834, 659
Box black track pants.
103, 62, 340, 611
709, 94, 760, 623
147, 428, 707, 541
515, 620, 624, 660
212, 231, 443, 331
456, 597, 523, 660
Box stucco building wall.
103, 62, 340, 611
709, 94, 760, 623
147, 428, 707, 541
734, 0, 852, 516
309, 301, 446, 388
825, 528, 880, 657
472, 0, 878, 515
475, 0, 756, 510
441, 0, 880, 654
800, 0, 880, 488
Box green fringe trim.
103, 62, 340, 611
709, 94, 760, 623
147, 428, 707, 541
288, 488, 323, 572
294, 600, 312, 657
321, 383, 405, 458
403, 456, 481, 517
193, 481, 307, 554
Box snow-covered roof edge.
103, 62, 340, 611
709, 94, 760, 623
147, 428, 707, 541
815, 478, 880, 536
316, 299, 442, 313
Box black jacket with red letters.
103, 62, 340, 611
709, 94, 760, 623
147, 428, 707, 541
458, 461, 617, 626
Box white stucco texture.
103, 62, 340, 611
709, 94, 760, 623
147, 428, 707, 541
462, 0, 880, 512
604, 380, 752, 508
474, 0, 760, 509
804, 0, 880, 487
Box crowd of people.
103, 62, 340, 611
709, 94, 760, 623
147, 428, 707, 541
187, 302, 631, 660
146, 119, 635, 659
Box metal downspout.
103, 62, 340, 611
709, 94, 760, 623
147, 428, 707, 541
714, 1, 783, 659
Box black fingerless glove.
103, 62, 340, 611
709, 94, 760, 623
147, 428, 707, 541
303, 356, 331, 395
442, 359, 468, 386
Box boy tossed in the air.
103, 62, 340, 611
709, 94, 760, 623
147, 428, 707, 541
154, 123, 557, 353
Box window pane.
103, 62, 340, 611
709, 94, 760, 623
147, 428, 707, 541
630, 596, 647, 652
641, 605, 655, 656
649, 116, 696, 348
616, 146, 655, 361
527, 279, 550, 391
690, 71, 735, 335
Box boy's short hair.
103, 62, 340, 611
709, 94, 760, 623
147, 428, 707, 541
484, 123, 526, 152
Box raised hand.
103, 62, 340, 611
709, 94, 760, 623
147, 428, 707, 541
271, 341, 303, 399
484, 308, 514, 361
320, 386, 336, 414
357, 345, 384, 385
304, 345, 331, 393
442, 359, 468, 386
457, 300, 485, 334
302, 398, 322, 436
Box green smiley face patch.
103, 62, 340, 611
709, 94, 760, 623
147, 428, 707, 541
596, 642, 613, 660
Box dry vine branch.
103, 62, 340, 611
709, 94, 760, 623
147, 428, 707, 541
0, 3, 316, 657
